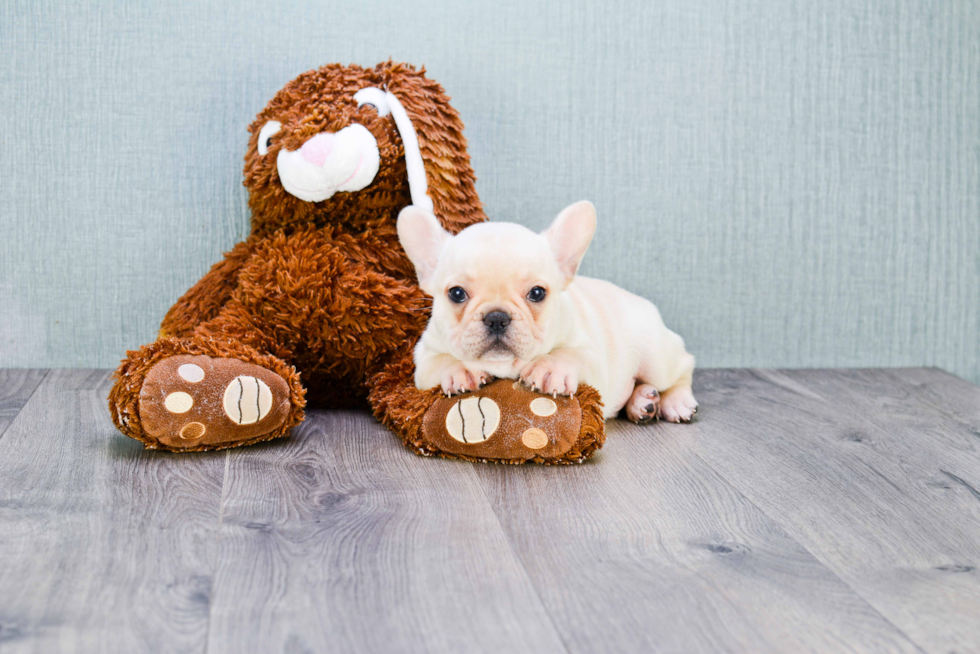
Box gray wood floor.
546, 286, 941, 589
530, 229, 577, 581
0, 368, 978, 653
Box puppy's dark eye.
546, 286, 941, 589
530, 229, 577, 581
527, 286, 547, 303
448, 286, 468, 303
265, 138, 273, 149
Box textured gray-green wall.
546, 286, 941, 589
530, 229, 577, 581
1, 0, 977, 382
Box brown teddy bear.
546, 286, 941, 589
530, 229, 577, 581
109, 61, 605, 464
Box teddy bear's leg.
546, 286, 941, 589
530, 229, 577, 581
367, 346, 607, 464
109, 335, 306, 452
158, 239, 259, 339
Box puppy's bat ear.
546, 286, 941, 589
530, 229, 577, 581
398, 205, 451, 293
543, 200, 596, 283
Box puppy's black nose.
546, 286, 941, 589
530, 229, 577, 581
484, 311, 511, 335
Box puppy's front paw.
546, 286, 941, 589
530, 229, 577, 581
440, 362, 490, 396
626, 384, 660, 424
519, 356, 579, 397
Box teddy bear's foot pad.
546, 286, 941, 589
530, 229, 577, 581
423, 380, 583, 462
139, 355, 292, 449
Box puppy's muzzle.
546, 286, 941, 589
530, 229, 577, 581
483, 311, 511, 336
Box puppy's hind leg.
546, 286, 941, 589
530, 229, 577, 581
625, 384, 660, 424
659, 385, 698, 423
656, 353, 698, 423
636, 343, 698, 423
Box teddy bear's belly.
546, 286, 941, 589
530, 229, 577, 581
217, 228, 428, 384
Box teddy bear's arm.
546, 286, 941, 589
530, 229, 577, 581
159, 239, 258, 339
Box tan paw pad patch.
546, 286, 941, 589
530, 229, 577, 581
177, 363, 205, 383
521, 428, 549, 450
529, 397, 557, 416
445, 396, 500, 444
180, 422, 207, 440
164, 392, 193, 414
223, 376, 273, 425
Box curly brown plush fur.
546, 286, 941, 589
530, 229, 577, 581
109, 61, 605, 463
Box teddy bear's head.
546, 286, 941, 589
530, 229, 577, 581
244, 61, 485, 235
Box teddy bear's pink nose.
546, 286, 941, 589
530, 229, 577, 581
300, 133, 335, 167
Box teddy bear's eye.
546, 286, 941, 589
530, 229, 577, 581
353, 88, 391, 117
527, 286, 547, 303
257, 121, 281, 156
448, 287, 468, 304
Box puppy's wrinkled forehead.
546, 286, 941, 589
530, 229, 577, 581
440, 222, 554, 283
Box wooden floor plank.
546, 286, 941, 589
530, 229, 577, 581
473, 420, 921, 654
206, 409, 568, 654
684, 368, 980, 654
0, 369, 225, 653
1, 367, 975, 652
778, 369, 980, 525
881, 367, 980, 431
0, 369, 47, 439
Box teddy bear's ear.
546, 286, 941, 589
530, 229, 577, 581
381, 90, 434, 216
397, 205, 450, 293
381, 63, 486, 234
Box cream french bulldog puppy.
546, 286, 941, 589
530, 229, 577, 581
397, 201, 698, 423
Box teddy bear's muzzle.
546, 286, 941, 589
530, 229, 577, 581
276, 123, 381, 203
